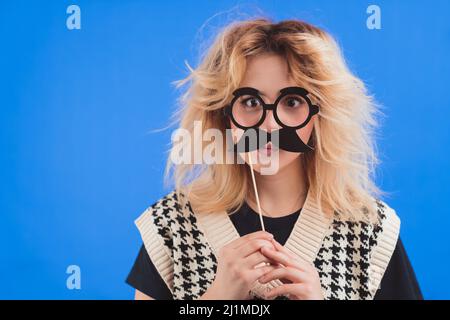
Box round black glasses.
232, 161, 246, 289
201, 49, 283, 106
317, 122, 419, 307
223, 86, 319, 130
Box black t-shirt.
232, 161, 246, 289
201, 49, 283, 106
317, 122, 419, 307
126, 201, 423, 300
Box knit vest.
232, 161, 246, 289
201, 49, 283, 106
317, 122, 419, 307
134, 189, 400, 300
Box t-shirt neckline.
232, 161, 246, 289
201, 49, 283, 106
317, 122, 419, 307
243, 201, 302, 220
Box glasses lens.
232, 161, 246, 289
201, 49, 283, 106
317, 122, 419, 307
231, 94, 264, 127
276, 94, 309, 127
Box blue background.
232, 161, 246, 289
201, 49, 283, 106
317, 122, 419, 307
1, 0, 449, 299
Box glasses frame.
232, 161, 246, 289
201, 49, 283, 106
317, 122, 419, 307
223, 86, 319, 130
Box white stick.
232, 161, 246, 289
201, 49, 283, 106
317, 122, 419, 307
247, 152, 265, 232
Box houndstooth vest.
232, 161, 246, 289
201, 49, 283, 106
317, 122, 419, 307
134, 189, 400, 300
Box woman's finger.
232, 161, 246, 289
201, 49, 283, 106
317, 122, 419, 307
260, 246, 294, 267
271, 240, 298, 260
242, 251, 276, 268
237, 238, 276, 258
259, 266, 308, 284
265, 283, 304, 299
247, 264, 278, 284
270, 240, 313, 272
230, 231, 274, 250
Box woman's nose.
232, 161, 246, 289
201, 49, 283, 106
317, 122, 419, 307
260, 110, 280, 132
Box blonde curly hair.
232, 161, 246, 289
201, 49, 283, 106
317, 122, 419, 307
164, 17, 387, 223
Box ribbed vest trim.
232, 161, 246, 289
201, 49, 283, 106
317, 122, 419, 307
135, 208, 175, 295
367, 203, 401, 298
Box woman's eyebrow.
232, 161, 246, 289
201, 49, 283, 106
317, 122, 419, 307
255, 89, 280, 98
258, 90, 268, 98
240, 87, 286, 98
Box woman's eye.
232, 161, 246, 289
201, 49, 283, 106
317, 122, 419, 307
284, 96, 305, 108
241, 97, 260, 108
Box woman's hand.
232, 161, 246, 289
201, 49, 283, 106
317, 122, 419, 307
199, 231, 278, 300
258, 239, 324, 300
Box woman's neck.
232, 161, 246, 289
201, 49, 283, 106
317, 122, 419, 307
247, 156, 308, 218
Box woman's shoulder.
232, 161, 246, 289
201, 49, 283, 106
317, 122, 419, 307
134, 190, 193, 230
372, 197, 401, 231
333, 197, 401, 228
328, 197, 401, 248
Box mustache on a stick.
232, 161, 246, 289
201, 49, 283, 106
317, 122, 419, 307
230, 127, 314, 153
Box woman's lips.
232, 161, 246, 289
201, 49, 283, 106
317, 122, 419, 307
259, 142, 273, 156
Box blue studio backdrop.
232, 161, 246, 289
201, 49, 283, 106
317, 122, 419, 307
1, 0, 449, 299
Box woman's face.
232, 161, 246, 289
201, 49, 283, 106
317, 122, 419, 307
229, 53, 317, 174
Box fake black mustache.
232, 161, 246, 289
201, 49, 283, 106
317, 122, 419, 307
229, 127, 314, 153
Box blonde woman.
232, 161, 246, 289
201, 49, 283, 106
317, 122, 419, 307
126, 18, 422, 300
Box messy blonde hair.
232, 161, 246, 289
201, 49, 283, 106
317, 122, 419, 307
164, 17, 387, 222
